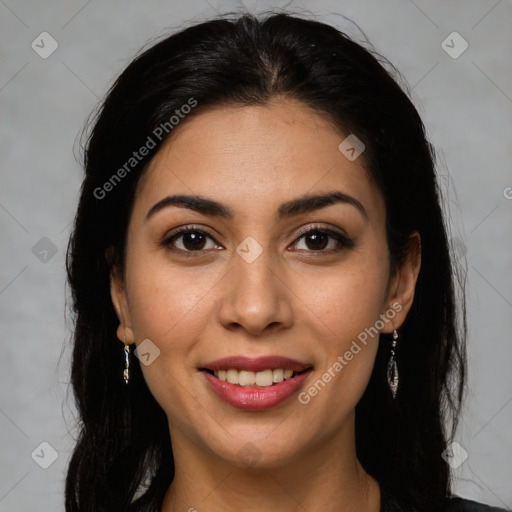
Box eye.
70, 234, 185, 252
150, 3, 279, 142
161, 224, 355, 258
291, 226, 355, 254
161, 226, 221, 257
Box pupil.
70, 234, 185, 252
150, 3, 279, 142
306, 232, 327, 250
183, 232, 205, 250
181, 232, 328, 251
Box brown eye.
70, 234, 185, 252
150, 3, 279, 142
162, 227, 220, 256
178, 231, 207, 251
161, 225, 354, 258
292, 227, 355, 254
303, 232, 329, 251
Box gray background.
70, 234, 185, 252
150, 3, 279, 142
1, 0, 511, 510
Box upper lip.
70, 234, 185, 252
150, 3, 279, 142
200, 355, 312, 373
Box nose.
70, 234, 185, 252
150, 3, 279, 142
218, 246, 294, 336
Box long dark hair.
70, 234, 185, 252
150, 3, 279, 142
65, 12, 466, 512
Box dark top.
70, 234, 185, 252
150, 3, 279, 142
381, 487, 510, 512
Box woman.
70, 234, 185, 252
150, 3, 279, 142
65, 12, 509, 512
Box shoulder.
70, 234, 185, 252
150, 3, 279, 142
445, 497, 510, 512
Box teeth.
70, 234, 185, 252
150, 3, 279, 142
272, 368, 284, 383
255, 369, 273, 387
239, 370, 255, 386
212, 368, 299, 387
226, 369, 238, 384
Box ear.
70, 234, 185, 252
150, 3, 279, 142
381, 232, 421, 334
108, 251, 135, 346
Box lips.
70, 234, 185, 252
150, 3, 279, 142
199, 355, 313, 411
200, 355, 311, 373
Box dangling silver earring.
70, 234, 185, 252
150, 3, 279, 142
123, 343, 130, 384
387, 329, 399, 399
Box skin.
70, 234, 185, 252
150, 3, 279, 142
110, 98, 421, 512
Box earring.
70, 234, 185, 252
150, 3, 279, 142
123, 343, 130, 384
387, 329, 399, 399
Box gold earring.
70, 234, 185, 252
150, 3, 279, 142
387, 329, 399, 399
123, 343, 130, 384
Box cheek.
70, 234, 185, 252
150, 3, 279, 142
295, 258, 390, 407
126, 256, 219, 343
299, 257, 390, 340
124, 267, 213, 423
124, 257, 227, 397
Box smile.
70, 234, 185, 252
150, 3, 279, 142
199, 355, 313, 411
209, 368, 299, 387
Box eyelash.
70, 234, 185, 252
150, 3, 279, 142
160, 224, 355, 259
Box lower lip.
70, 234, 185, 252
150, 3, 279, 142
201, 369, 313, 411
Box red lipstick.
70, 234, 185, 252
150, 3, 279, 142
199, 355, 313, 411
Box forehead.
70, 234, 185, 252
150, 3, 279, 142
133, 99, 384, 223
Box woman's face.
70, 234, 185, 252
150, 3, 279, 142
111, 98, 419, 470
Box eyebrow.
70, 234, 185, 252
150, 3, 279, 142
145, 190, 368, 222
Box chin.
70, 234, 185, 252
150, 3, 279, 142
206, 429, 312, 470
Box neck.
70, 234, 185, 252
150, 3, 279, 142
161, 413, 381, 512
